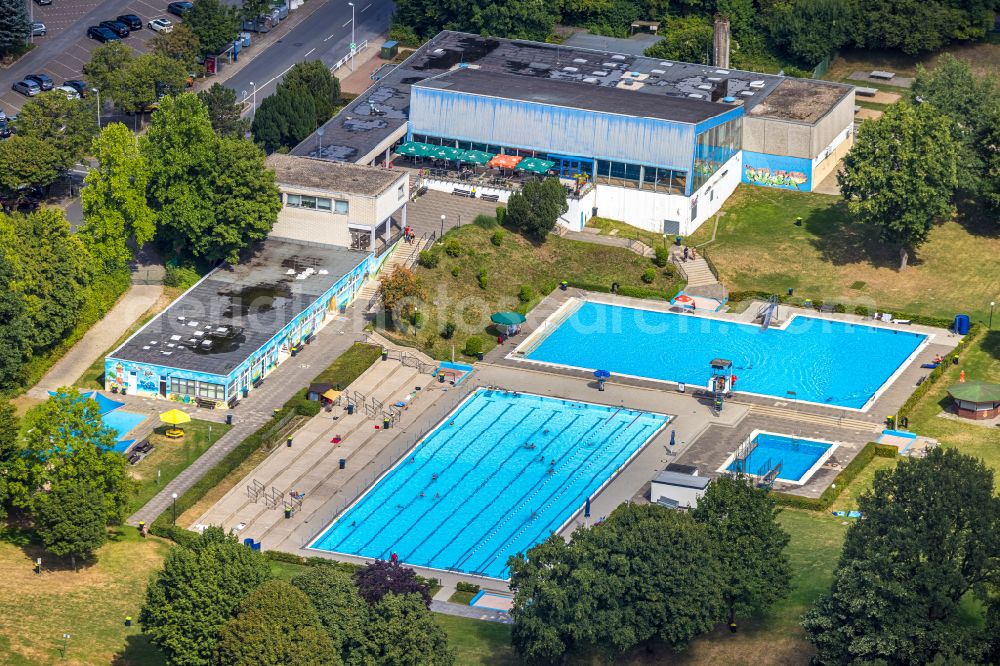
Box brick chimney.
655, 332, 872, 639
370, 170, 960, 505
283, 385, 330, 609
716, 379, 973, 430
713, 14, 731, 69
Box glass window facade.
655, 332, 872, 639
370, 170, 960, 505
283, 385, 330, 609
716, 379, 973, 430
287, 194, 332, 211
692, 116, 741, 193
170, 377, 225, 400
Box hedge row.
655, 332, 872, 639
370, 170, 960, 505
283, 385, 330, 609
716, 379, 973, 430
897, 323, 983, 419
261, 550, 442, 589
564, 279, 681, 302
771, 442, 898, 511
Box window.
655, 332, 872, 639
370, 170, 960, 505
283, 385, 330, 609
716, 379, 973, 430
334, 199, 349, 214
286, 193, 333, 211
197, 382, 225, 400
170, 377, 197, 397
397, 184, 405, 200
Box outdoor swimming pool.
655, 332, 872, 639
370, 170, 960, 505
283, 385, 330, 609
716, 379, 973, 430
521, 300, 927, 409
310, 389, 669, 579
101, 410, 147, 453
723, 431, 836, 484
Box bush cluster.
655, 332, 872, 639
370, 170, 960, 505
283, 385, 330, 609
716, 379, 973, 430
771, 442, 899, 511
417, 250, 439, 268
455, 582, 481, 594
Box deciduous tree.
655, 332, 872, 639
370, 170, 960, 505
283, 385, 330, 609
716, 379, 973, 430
216, 580, 339, 666
504, 177, 567, 240
356, 593, 455, 666
150, 23, 201, 70
83, 42, 134, 93
109, 52, 188, 114
208, 137, 281, 263
187, 0, 240, 56
377, 267, 424, 324
292, 566, 367, 661
16, 91, 98, 171
0, 227, 30, 391
80, 123, 156, 270
0, 401, 20, 513
643, 15, 714, 63
198, 83, 250, 138
838, 102, 958, 269
803, 448, 1000, 664
140, 526, 272, 666
33, 482, 108, 569
355, 559, 432, 607
692, 475, 791, 629
0, 136, 63, 192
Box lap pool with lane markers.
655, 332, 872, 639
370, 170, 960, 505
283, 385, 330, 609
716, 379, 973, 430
310, 389, 669, 579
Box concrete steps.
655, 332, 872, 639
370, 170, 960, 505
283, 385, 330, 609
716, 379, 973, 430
356, 237, 432, 308
745, 403, 881, 433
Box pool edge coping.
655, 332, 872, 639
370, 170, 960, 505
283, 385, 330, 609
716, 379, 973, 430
715, 429, 842, 486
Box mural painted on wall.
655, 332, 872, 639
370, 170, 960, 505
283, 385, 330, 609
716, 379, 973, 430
742, 151, 812, 191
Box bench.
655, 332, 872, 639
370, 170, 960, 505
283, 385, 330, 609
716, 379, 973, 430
480, 193, 500, 202
452, 188, 474, 198
855, 86, 878, 97
134, 440, 154, 454
128, 452, 141, 465
870, 70, 895, 80
196, 397, 219, 409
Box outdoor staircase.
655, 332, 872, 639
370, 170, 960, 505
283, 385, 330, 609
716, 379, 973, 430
356, 236, 433, 312
671, 247, 727, 301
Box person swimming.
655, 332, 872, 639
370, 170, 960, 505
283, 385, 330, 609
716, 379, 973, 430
434, 492, 440, 499
432, 473, 438, 481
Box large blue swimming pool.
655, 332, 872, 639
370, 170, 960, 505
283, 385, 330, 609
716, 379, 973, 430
310, 389, 668, 579
726, 432, 834, 483
524, 301, 926, 409
101, 410, 147, 453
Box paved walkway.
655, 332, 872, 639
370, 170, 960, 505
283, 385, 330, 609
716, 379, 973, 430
128, 309, 368, 526
559, 228, 654, 257
27, 283, 163, 399
430, 600, 512, 624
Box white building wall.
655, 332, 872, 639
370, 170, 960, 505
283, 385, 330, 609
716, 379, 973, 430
650, 481, 706, 508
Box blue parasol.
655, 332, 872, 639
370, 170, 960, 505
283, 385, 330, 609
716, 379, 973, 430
594, 369, 611, 379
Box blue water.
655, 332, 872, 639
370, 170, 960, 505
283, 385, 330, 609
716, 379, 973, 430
101, 410, 147, 453
526, 302, 925, 409
728, 433, 832, 482
311, 389, 668, 579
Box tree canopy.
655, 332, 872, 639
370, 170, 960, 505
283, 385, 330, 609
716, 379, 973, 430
81, 122, 156, 270
83, 42, 134, 93
643, 15, 713, 63
198, 83, 250, 138
216, 580, 339, 666
187, 0, 241, 56
33, 482, 108, 568
251, 88, 317, 153
291, 565, 367, 661
15, 91, 98, 173
0, 0, 30, 58
0, 136, 64, 193
803, 448, 1000, 664
140, 526, 272, 666
0, 225, 32, 390
378, 266, 424, 323
356, 593, 455, 665
504, 178, 567, 240
838, 102, 957, 269
355, 559, 432, 607
279, 61, 341, 127
150, 22, 202, 70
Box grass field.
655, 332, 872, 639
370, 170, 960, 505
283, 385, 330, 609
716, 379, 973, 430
381, 219, 679, 360
128, 419, 231, 515
434, 614, 519, 665
686, 186, 1000, 323
825, 42, 1000, 83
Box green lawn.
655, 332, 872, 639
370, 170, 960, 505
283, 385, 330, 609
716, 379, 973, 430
380, 219, 680, 360
434, 614, 518, 666
311, 342, 383, 388
685, 185, 1000, 323
449, 590, 477, 605
128, 419, 231, 514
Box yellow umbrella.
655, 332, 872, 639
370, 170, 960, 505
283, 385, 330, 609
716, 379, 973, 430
322, 389, 341, 402
160, 409, 191, 439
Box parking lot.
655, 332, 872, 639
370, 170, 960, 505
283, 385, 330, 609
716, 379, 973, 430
1, 0, 181, 117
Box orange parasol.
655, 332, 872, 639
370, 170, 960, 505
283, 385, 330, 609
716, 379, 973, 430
488, 154, 523, 169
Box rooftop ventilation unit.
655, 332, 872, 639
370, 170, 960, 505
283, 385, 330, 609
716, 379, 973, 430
715, 69, 730, 74
740, 90, 755, 96
749, 80, 765, 88
562, 66, 578, 72
611, 54, 626, 60
651, 68, 665, 74
572, 58, 587, 63
688, 93, 703, 98
698, 84, 712, 90
591, 70, 608, 76
661, 62, 673, 67
582, 77, 598, 83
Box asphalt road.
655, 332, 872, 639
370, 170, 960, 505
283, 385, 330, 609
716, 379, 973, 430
224, 0, 395, 113
0, 0, 175, 117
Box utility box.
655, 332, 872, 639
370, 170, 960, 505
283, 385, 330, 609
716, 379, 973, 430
380, 40, 399, 60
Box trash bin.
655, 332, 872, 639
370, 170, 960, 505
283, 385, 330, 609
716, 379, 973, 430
347, 404, 355, 415
382, 350, 388, 361
383, 417, 391, 430
286, 437, 293, 448
284, 509, 291, 519
380, 40, 399, 59
339, 458, 346, 470
241, 32, 251, 47
243, 538, 255, 548
226, 414, 233, 425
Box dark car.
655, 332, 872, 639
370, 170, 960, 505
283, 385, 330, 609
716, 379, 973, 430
63, 80, 88, 97
87, 25, 120, 42
167, 2, 193, 17
99, 20, 130, 37
24, 74, 53, 91
116, 14, 143, 30
0, 120, 14, 139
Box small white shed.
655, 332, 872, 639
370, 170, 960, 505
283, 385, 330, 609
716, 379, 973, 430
650, 470, 711, 509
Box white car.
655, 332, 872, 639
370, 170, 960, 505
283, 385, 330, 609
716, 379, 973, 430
55, 85, 81, 100
148, 18, 173, 33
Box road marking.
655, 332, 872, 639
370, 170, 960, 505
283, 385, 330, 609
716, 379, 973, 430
342, 18, 352, 27
305, 47, 315, 57
324, 33, 336, 41
361, 3, 371, 11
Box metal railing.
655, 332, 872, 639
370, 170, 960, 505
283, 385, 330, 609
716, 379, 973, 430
375, 230, 404, 258
331, 39, 369, 73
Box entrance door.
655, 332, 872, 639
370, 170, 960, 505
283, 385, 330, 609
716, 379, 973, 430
159, 377, 167, 397
548, 154, 593, 180
127, 371, 138, 395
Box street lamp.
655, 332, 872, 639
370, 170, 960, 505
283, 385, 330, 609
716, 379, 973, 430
317, 127, 324, 158
348, 2, 356, 72
249, 81, 257, 120
171, 492, 178, 525
61, 633, 71, 658
991, 301, 996, 329
440, 214, 445, 238
91, 88, 101, 129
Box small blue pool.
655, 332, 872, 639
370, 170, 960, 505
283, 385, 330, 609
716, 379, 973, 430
310, 389, 668, 579
101, 410, 147, 453
725, 432, 835, 483
523, 301, 926, 409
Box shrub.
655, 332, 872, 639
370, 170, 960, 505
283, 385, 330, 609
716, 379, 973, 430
444, 240, 461, 257
478, 268, 488, 289
164, 263, 202, 289
518, 285, 534, 303
417, 250, 438, 268
653, 246, 670, 268
772, 442, 899, 511
464, 336, 484, 356
411, 311, 424, 328
455, 581, 480, 594
491, 229, 504, 246
474, 214, 498, 229
854, 305, 870, 317
641, 268, 656, 284
441, 321, 456, 339
495, 206, 506, 226
450, 266, 460, 277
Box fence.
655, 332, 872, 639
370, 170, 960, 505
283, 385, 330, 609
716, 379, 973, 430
331, 39, 369, 74
812, 52, 835, 79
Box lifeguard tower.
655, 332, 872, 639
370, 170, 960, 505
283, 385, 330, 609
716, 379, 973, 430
708, 358, 734, 412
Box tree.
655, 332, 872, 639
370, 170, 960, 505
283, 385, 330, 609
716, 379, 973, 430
216, 580, 339, 666
356, 593, 455, 666
3, 209, 92, 351
150, 23, 201, 70
33, 482, 108, 569
765, 0, 856, 66
355, 559, 432, 607
471, 0, 559, 41
198, 83, 250, 138
803, 448, 1000, 664
0, 137, 63, 192
691, 476, 791, 629
377, 266, 424, 324
291, 565, 367, 661
187, 0, 240, 56
643, 15, 714, 63
509, 503, 723, 664
207, 137, 281, 263
16, 91, 98, 172
851, 0, 995, 55
83, 42, 134, 93
80, 123, 156, 270
0, 0, 30, 57
838, 102, 957, 270
251, 88, 317, 153
113, 53, 188, 114
0, 227, 30, 391
7, 390, 129, 522
504, 178, 567, 240
0, 401, 20, 514
240, 0, 272, 20
279, 61, 341, 126
140, 526, 272, 666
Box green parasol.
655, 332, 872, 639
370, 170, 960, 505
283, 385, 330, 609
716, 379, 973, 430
515, 157, 556, 174
459, 149, 494, 165
491, 311, 527, 326
394, 141, 434, 158
429, 145, 464, 160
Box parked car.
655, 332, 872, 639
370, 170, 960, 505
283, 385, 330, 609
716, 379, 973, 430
167, 2, 193, 17
62, 80, 88, 97
12, 80, 41, 96
25, 74, 53, 91
116, 14, 143, 30
0, 120, 14, 139
55, 85, 80, 100
87, 25, 120, 42
31, 22, 46, 36
148, 17, 173, 32
99, 20, 130, 37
